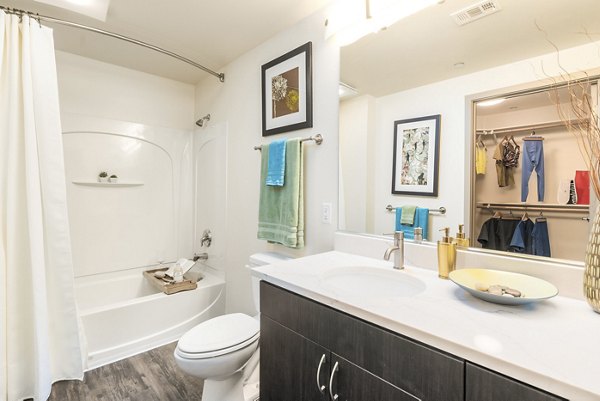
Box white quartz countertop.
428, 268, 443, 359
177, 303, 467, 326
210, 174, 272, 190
253, 251, 600, 401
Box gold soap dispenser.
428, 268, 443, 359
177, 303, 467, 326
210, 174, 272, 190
454, 224, 470, 248
437, 227, 456, 279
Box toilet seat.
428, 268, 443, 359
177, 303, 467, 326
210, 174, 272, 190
176, 313, 260, 360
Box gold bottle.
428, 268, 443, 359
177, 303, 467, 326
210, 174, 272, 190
437, 227, 456, 279
454, 224, 470, 248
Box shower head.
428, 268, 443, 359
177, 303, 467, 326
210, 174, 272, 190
196, 114, 211, 127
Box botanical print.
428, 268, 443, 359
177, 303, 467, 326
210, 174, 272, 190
271, 67, 299, 118
400, 127, 430, 185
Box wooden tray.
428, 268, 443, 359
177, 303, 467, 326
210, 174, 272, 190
143, 267, 200, 295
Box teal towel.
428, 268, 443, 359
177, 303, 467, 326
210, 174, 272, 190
401, 205, 417, 225
266, 138, 286, 186
395, 207, 429, 240
258, 138, 304, 248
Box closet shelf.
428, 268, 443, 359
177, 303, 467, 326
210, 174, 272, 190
475, 118, 588, 135
477, 202, 589, 213
72, 181, 144, 187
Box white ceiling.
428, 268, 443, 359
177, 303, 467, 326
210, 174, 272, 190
2, 0, 337, 83
3, 0, 600, 90
341, 0, 600, 97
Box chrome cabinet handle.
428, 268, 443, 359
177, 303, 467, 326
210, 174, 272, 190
316, 354, 327, 393
329, 361, 339, 401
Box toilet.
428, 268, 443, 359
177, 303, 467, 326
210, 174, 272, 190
174, 252, 292, 401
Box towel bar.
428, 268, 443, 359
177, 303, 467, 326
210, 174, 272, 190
385, 204, 446, 215
254, 134, 323, 150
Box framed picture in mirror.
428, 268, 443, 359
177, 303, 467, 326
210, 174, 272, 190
261, 42, 313, 136
392, 114, 441, 196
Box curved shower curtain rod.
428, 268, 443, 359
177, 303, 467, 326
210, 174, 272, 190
0, 6, 226, 83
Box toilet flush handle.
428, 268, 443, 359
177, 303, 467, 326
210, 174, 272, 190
316, 353, 327, 394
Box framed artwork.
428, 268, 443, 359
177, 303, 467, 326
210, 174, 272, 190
261, 42, 313, 136
392, 114, 441, 196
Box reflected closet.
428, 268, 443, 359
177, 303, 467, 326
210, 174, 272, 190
470, 82, 597, 261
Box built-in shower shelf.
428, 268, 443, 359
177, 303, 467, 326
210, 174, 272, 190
72, 181, 144, 187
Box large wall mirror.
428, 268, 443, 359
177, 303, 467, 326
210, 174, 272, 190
338, 0, 600, 264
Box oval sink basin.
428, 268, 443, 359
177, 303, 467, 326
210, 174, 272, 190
320, 266, 426, 298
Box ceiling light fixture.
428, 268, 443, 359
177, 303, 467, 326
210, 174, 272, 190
326, 0, 440, 47
478, 98, 506, 107
34, 0, 111, 21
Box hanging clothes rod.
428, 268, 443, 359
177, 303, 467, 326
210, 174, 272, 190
0, 6, 225, 82
254, 134, 323, 151
385, 205, 447, 214
475, 119, 587, 136
477, 202, 590, 221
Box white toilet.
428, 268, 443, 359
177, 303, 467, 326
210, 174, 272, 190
174, 252, 291, 401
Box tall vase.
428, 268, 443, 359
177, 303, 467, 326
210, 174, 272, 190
584, 204, 600, 313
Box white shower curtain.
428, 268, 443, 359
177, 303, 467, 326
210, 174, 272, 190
0, 11, 84, 401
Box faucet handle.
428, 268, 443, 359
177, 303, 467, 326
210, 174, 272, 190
393, 231, 404, 243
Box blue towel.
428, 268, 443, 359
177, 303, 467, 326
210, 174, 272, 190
395, 207, 429, 240
266, 139, 286, 186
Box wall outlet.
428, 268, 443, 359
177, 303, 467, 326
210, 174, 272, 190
322, 202, 332, 224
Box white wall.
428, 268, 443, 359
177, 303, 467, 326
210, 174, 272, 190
56, 51, 195, 131
370, 41, 600, 243
194, 9, 340, 314
55, 52, 197, 276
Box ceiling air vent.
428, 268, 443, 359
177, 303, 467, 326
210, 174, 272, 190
451, 0, 501, 26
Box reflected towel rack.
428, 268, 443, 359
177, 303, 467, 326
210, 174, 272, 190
476, 202, 590, 221
385, 205, 446, 214
254, 134, 323, 151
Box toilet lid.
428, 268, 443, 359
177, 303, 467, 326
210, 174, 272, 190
178, 313, 259, 356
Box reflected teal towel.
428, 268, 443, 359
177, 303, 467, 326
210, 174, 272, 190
400, 205, 417, 225
395, 207, 429, 240
266, 139, 286, 186
258, 139, 304, 248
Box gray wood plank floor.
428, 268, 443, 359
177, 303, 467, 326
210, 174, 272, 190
46, 342, 204, 401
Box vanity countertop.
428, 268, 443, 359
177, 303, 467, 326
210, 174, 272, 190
253, 250, 600, 401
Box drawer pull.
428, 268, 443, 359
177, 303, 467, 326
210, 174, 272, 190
329, 361, 339, 401
316, 354, 327, 393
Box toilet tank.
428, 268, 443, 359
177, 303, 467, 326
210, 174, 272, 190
246, 252, 292, 314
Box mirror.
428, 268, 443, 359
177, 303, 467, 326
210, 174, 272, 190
338, 0, 600, 263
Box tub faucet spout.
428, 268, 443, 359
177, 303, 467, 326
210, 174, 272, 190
383, 231, 404, 270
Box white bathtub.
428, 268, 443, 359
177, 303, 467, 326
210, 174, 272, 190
75, 265, 226, 370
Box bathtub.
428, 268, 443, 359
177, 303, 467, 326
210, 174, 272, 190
75, 264, 226, 370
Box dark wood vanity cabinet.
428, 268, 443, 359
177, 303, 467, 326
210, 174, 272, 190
466, 363, 567, 401
260, 281, 463, 401
260, 281, 568, 401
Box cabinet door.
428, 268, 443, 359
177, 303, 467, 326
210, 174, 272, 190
329, 354, 420, 401
466, 363, 567, 401
260, 315, 330, 401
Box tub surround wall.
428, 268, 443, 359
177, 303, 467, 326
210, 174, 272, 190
56, 52, 198, 276
193, 8, 339, 315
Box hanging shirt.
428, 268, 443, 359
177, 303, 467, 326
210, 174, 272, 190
478, 217, 520, 252
509, 219, 535, 254
475, 141, 486, 175
493, 143, 512, 187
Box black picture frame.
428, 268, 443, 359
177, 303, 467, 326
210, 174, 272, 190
261, 42, 313, 136
391, 114, 441, 196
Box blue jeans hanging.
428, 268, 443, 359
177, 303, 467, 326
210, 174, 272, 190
521, 140, 545, 202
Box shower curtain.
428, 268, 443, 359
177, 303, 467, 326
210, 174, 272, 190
0, 11, 84, 401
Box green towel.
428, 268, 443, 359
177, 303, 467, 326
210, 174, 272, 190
401, 205, 417, 226
257, 138, 304, 248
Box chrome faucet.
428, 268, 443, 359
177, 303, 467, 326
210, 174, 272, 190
383, 231, 404, 270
